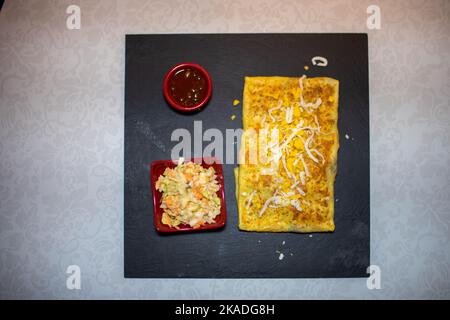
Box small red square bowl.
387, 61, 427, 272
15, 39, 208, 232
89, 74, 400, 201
150, 157, 226, 233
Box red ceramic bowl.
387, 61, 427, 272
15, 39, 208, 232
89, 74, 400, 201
150, 157, 226, 233
163, 63, 212, 113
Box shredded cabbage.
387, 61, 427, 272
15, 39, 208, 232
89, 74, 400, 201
155, 160, 221, 228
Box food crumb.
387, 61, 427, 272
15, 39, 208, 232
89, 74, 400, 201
233, 99, 240, 106
309, 235, 313, 238
345, 134, 350, 140
278, 253, 285, 260
231, 114, 236, 120
336, 198, 339, 202
290, 253, 294, 256
282, 241, 285, 246
304, 65, 309, 71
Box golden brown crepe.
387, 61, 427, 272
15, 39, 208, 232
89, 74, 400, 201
236, 76, 339, 232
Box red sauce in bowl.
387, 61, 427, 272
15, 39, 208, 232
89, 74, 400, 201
168, 68, 207, 107
163, 63, 212, 112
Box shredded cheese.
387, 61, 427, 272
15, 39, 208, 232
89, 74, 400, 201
311, 56, 328, 67
280, 190, 295, 197
261, 114, 266, 125
268, 100, 282, 122
285, 106, 294, 124
304, 132, 320, 163
290, 180, 299, 189
258, 189, 280, 217
299, 75, 322, 112
299, 171, 306, 185
279, 121, 305, 150
299, 154, 310, 177
310, 149, 325, 164
314, 115, 321, 133
245, 190, 256, 208
295, 186, 306, 196
291, 199, 303, 211
258, 199, 272, 217
281, 154, 292, 179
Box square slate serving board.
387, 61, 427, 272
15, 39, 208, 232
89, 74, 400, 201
124, 34, 370, 278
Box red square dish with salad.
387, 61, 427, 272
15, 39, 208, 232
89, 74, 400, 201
150, 157, 226, 233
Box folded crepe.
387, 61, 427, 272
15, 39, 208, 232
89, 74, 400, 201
235, 76, 339, 232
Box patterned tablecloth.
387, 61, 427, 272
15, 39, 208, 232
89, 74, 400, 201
0, 0, 449, 299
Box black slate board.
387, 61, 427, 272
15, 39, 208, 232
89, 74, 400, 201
124, 34, 370, 278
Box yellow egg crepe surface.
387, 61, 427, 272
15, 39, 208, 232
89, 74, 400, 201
236, 76, 339, 232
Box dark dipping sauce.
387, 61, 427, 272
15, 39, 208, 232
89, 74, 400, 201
168, 68, 207, 107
